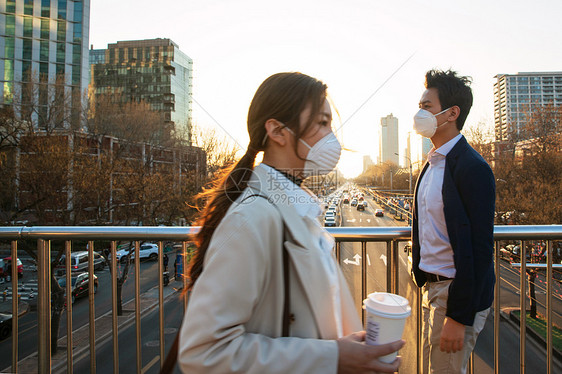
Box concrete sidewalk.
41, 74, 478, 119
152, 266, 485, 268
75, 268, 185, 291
8, 277, 184, 373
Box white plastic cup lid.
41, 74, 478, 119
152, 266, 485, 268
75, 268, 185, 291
363, 292, 411, 318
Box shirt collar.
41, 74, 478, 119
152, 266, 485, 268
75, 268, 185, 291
257, 164, 322, 219
434, 134, 462, 157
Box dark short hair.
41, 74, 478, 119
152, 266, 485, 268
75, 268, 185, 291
425, 69, 473, 130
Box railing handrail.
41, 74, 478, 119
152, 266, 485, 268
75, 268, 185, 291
0, 224, 560, 241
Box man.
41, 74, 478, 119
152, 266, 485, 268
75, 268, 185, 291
411, 69, 495, 373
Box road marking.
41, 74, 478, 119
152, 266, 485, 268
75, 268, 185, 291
142, 355, 160, 374
343, 254, 361, 266
367, 254, 371, 266
380, 254, 387, 266
346, 219, 356, 223
366, 219, 371, 223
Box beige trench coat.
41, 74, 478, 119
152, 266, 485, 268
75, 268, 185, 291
178, 165, 362, 373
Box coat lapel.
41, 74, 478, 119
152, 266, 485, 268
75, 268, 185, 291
247, 165, 339, 338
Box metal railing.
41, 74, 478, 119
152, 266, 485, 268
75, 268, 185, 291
0, 225, 561, 373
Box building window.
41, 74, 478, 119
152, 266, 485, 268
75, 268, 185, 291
73, 22, 82, 44
24, 0, 34, 15
58, 0, 67, 20
23, 39, 33, 60
73, 0, 83, 22
72, 65, 80, 85
57, 42, 66, 63
72, 44, 81, 64
39, 62, 49, 81
4, 59, 14, 81
6, 0, 16, 13
40, 40, 50, 61
24, 16, 34, 38
4, 37, 15, 59
22, 61, 32, 81
56, 63, 65, 77
57, 20, 66, 42
41, 0, 51, 17
41, 19, 50, 39
5, 14, 16, 35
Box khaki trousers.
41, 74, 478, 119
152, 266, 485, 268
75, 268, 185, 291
422, 280, 489, 374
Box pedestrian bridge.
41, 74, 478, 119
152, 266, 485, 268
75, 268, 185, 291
0, 225, 561, 373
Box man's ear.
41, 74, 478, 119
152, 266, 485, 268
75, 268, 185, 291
264, 119, 288, 147
448, 106, 461, 122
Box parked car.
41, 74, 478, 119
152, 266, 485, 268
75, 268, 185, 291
56, 251, 105, 276
324, 216, 337, 227
0, 257, 23, 279
116, 243, 159, 263
0, 312, 12, 340
375, 209, 384, 217
57, 272, 98, 304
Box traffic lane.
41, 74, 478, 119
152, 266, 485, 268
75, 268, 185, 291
73, 292, 184, 374
0, 259, 164, 371
58, 259, 163, 336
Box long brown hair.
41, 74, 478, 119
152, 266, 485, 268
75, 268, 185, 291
187, 72, 328, 288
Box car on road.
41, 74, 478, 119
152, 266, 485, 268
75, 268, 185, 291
57, 272, 99, 304
357, 202, 366, 211
350, 199, 358, 207
0, 312, 12, 340
0, 257, 23, 279
56, 251, 105, 276
375, 209, 384, 217
325, 210, 336, 218
116, 243, 159, 263
324, 216, 337, 227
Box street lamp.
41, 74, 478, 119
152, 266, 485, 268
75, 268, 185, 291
395, 152, 412, 195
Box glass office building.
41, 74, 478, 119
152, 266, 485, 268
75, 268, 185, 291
0, 0, 90, 127
91, 38, 193, 144
494, 72, 562, 141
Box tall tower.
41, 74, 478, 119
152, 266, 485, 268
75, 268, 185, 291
494, 72, 562, 141
1, 0, 91, 128
91, 38, 193, 144
379, 113, 399, 165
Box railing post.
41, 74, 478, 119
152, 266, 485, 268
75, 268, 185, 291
111, 241, 119, 373
546, 240, 552, 374
88, 241, 96, 374
135, 241, 142, 373
361, 241, 367, 323
158, 241, 165, 370
392, 240, 399, 294
37, 239, 51, 374
417, 287, 422, 374
386, 241, 392, 293
11, 240, 19, 374
520, 240, 527, 374
494, 241, 500, 374
65, 241, 73, 374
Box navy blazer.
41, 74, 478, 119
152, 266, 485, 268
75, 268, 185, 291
412, 136, 496, 326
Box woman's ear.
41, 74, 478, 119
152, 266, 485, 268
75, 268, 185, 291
264, 119, 288, 147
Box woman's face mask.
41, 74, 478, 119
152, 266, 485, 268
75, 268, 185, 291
285, 127, 342, 177
413, 107, 451, 138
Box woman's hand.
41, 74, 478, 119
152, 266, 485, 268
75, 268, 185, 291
337, 331, 405, 373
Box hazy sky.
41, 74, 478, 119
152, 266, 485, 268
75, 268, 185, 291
90, 0, 562, 178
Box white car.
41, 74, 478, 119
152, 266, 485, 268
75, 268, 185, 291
324, 216, 337, 227
115, 243, 159, 263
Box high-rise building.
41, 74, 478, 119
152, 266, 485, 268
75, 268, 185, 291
362, 155, 374, 173
379, 113, 399, 165
494, 72, 562, 141
91, 38, 193, 144
0, 0, 91, 127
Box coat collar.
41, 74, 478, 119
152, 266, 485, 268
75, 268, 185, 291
246, 164, 340, 338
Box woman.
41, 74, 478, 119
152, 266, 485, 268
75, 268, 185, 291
178, 72, 404, 373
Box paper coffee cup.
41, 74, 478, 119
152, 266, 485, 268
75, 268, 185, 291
363, 292, 411, 363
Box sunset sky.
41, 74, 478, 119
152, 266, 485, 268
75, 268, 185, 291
90, 0, 562, 177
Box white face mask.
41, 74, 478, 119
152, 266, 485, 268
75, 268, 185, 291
413, 107, 451, 138
286, 127, 342, 177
